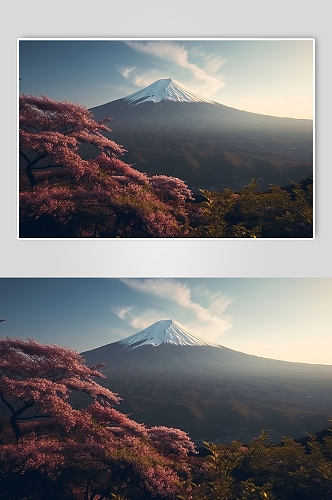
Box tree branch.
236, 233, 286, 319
26, 153, 47, 168
8, 401, 34, 441
31, 165, 62, 171
0, 391, 15, 414
14, 402, 34, 417
19, 150, 30, 164
16, 414, 52, 420
21, 153, 48, 189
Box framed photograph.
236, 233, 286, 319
18, 38, 314, 239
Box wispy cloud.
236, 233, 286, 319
112, 305, 161, 331
204, 55, 226, 74
123, 41, 226, 97
133, 70, 168, 88
117, 66, 167, 89
117, 66, 136, 78
112, 305, 133, 320
119, 279, 232, 341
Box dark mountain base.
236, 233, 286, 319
83, 344, 332, 442
91, 100, 313, 190
108, 376, 331, 443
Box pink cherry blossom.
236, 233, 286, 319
19, 95, 194, 238
0, 337, 196, 499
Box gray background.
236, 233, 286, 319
1, 0, 330, 277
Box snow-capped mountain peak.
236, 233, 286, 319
123, 78, 215, 105
118, 319, 219, 349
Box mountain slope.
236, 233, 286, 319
82, 321, 332, 442
90, 79, 313, 190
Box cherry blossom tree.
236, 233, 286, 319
19, 96, 193, 238
0, 337, 118, 441
0, 337, 195, 499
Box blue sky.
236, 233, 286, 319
0, 278, 331, 364
19, 39, 313, 118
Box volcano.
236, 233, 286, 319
118, 319, 218, 348
90, 79, 313, 190
82, 320, 332, 442
122, 78, 215, 105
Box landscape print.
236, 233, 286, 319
1, 278, 332, 499
19, 39, 314, 238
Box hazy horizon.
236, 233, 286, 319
19, 39, 314, 119
0, 278, 330, 364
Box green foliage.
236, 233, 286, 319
198, 188, 236, 237
188, 423, 332, 500
194, 177, 313, 238
240, 479, 274, 499
192, 441, 246, 499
